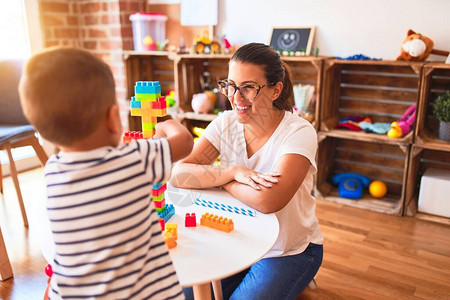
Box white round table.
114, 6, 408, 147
165, 184, 279, 299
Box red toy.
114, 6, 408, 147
158, 218, 165, 231
185, 213, 197, 227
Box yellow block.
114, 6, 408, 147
130, 108, 142, 116
141, 101, 152, 109
143, 130, 154, 139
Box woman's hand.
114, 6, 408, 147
233, 166, 280, 190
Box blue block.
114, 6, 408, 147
135, 81, 160, 95
153, 183, 164, 189
130, 100, 141, 108
157, 204, 174, 223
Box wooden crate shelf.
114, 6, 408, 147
175, 55, 231, 113
320, 59, 424, 144
315, 133, 410, 215
123, 52, 324, 130
404, 145, 450, 224
415, 63, 450, 151
282, 56, 323, 129
124, 51, 176, 130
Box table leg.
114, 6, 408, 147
212, 280, 223, 300
0, 227, 13, 281
193, 283, 212, 300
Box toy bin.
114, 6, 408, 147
130, 13, 167, 51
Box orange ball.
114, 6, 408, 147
369, 180, 387, 198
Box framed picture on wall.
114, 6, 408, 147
269, 27, 316, 54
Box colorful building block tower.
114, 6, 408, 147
124, 81, 173, 225
127, 81, 167, 139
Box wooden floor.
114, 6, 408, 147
1, 168, 450, 300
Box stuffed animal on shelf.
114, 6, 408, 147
387, 104, 417, 138
396, 29, 449, 61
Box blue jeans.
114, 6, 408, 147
183, 243, 323, 300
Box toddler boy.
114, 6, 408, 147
19, 47, 193, 299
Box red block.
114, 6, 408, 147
185, 213, 197, 227
158, 218, 165, 231
152, 183, 167, 197
158, 96, 167, 109
154, 198, 165, 209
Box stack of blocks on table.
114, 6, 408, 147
154, 183, 174, 223
200, 212, 234, 233
130, 81, 167, 139
163, 223, 177, 249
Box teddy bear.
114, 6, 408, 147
396, 29, 434, 61
396, 29, 450, 61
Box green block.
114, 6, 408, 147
142, 122, 156, 131
153, 194, 164, 202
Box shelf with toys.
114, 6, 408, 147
320, 59, 424, 145
414, 63, 450, 152
404, 62, 450, 225
314, 132, 410, 216
124, 51, 325, 132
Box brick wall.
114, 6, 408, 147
38, 0, 145, 129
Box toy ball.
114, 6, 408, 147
369, 180, 387, 198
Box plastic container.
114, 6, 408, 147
130, 13, 168, 51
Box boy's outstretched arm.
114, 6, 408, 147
154, 119, 193, 162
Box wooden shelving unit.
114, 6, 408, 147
123, 53, 450, 221
404, 145, 450, 223
315, 133, 409, 216
405, 63, 450, 225
124, 51, 324, 130
414, 63, 450, 151
320, 59, 423, 145
317, 59, 424, 215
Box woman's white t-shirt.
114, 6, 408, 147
202, 110, 323, 258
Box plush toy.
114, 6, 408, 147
396, 30, 434, 61
387, 104, 416, 138
397, 29, 450, 61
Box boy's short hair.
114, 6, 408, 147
19, 47, 116, 146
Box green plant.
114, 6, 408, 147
432, 91, 450, 123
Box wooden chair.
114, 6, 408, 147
0, 127, 48, 227
0, 225, 13, 281
0, 59, 48, 227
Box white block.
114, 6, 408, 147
418, 168, 450, 218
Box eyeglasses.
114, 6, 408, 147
217, 80, 275, 101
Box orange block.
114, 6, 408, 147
165, 223, 178, 239
200, 212, 234, 233
163, 231, 177, 249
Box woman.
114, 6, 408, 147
170, 43, 323, 299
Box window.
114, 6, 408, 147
0, 0, 45, 170
0, 0, 30, 59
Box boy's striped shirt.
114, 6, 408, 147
44, 139, 183, 300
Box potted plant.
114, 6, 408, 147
432, 90, 450, 142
